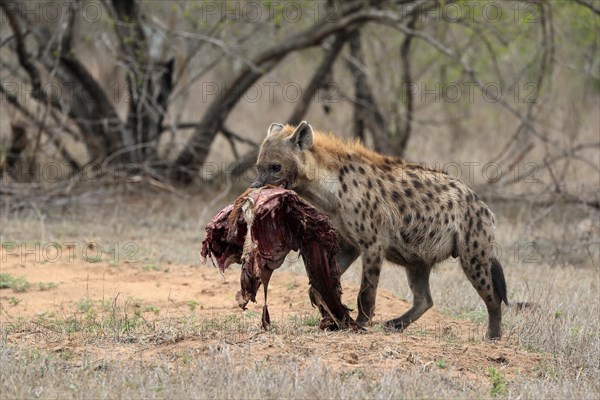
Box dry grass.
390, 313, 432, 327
0, 345, 488, 399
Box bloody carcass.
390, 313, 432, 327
201, 187, 357, 330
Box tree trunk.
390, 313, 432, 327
346, 31, 391, 153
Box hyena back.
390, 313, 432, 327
252, 122, 508, 339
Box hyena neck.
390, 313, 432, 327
296, 181, 338, 214
295, 154, 339, 214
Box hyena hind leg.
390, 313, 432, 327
384, 265, 433, 331
460, 255, 508, 340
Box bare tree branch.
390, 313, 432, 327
346, 30, 392, 154
111, 0, 167, 162
0, 1, 42, 96
574, 0, 600, 16
370, 8, 563, 153
0, 124, 28, 180
492, 2, 553, 177
288, 32, 350, 125
0, 80, 81, 172
220, 126, 259, 148
398, 13, 417, 154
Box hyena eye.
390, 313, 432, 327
271, 164, 281, 173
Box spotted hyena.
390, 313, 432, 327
252, 121, 508, 339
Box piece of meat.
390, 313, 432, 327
201, 187, 357, 330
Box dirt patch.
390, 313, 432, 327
1, 249, 544, 387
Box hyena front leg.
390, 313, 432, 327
356, 250, 384, 325
336, 239, 360, 275
384, 265, 433, 331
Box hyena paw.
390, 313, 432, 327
356, 316, 373, 327
486, 328, 502, 341
383, 319, 408, 332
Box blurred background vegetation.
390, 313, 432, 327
0, 0, 598, 210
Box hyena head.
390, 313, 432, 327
251, 121, 313, 189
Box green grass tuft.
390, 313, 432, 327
488, 367, 507, 397
0, 274, 31, 292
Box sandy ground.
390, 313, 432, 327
1, 248, 544, 386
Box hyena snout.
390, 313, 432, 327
250, 176, 289, 189
250, 169, 280, 188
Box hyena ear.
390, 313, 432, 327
289, 121, 313, 151
267, 123, 284, 136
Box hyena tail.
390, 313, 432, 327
491, 257, 509, 306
